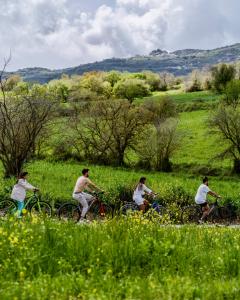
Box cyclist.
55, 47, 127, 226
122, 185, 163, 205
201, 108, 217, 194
195, 176, 221, 224
11, 172, 39, 218
73, 169, 103, 223
133, 177, 156, 212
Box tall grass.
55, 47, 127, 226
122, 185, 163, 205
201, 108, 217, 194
0, 218, 240, 299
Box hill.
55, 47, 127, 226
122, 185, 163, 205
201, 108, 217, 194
4, 43, 240, 83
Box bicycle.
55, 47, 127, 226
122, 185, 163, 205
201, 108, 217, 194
181, 198, 234, 224
58, 192, 113, 222
0, 191, 52, 218
120, 195, 170, 222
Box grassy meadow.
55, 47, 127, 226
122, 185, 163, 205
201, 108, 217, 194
174, 110, 232, 169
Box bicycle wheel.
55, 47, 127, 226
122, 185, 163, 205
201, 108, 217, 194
219, 206, 233, 224
30, 201, 52, 218
87, 202, 113, 221
181, 205, 202, 224
58, 203, 81, 222
146, 205, 171, 223
0, 199, 17, 218
120, 202, 139, 215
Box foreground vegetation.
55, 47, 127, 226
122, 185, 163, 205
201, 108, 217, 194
0, 218, 240, 299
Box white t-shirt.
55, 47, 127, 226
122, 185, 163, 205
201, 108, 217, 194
133, 184, 152, 200
11, 179, 36, 202
195, 184, 211, 204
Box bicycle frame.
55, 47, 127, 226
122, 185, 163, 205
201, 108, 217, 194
24, 193, 39, 209
206, 199, 221, 215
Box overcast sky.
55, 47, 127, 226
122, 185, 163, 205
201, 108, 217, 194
1, 0, 240, 71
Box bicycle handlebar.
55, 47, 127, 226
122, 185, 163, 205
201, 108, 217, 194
92, 191, 105, 196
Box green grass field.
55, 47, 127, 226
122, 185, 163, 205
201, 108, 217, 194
173, 110, 231, 169
136, 90, 220, 104
153, 90, 220, 103
1, 218, 240, 299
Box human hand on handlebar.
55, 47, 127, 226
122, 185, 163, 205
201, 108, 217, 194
150, 192, 158, 198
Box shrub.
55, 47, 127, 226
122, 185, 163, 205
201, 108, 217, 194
113, 78, 150, 103
223, 79, 240, 108
211, 63, 236, 93
159, 184, 193, 207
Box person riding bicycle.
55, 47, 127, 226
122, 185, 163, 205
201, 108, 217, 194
133, 177, 156, 212
195, 177, 221, 224
11, 172, 39, 218
73, 169, 103, 223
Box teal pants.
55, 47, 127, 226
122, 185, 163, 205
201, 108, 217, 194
17, 201, 24, 218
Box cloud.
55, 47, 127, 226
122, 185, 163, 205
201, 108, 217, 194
0, 0, 240, 70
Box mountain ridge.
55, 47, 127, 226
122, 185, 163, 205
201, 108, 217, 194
6, 43, 240, 83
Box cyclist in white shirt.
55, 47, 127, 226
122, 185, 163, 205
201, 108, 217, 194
195, 177, 221, 223
133, 177, 156, 212
11, 172, 39, 218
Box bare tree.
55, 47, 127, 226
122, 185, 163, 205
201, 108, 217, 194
137, 98, 180, 171
209, 105, 240, 174
137, 119, 180, 171
69, 100, 148, 166
0, 59, 56, 177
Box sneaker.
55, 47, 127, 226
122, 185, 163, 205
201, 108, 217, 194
198, 219, 204, 224
77, 219, 89, 225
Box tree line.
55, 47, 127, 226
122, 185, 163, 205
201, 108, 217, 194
1, 60, 240, 177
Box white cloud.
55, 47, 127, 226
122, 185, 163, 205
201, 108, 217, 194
0, 0, 240, 70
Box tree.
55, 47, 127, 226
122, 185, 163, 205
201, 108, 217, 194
211, 63, 236, 93
159, 72, 176, 91
137, 119, 180, 172
104, 71, 121, 87
69, 100, 148, 166
143, 97, 177, 127
0, 61, 56, 177
138, 97, 179, 171
209, 105, 240, 174
49, 82, 70, 102
185, 70, 203, 92
143, 71, 161, 91
113, 78, 150, 103
223, 79, 240, 108
80, 71, 112, 95
4, 74, 22, 91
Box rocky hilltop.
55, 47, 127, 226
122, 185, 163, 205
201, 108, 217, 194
6, 43, 240, 83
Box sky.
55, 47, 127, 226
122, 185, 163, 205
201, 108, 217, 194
1, 0, 240, 71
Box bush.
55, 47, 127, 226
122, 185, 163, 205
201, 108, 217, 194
223, 79, 240, 107
51, 140, 82, 162
113, 78, 150, 103
159, 184, 193, 207
177, 101, 217, 112
136, 119, 180, 172
211, 63, 236, 93
186, 79, 202, 92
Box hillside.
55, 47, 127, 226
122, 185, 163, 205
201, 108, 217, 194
6, 43, 240, 83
